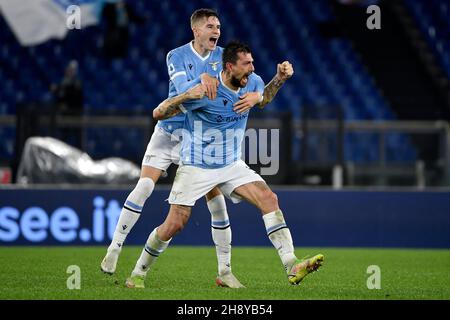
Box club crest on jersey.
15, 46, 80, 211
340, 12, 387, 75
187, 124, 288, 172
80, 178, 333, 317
209, 61, 220, 71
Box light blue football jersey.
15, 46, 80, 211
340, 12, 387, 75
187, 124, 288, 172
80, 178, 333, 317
157, 41, 223, 134
176, 71, 265, 169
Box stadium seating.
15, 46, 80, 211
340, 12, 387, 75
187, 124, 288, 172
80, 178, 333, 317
0, 0, 432, 164
404, 0, 450, 79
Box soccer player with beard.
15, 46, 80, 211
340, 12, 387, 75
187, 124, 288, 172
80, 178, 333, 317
125, 41, 324, 289
101, 9, 265, 288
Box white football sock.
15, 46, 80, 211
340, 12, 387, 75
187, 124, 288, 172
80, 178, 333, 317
263, 210, 297, 273
132, 228, 171, 276
108, 178, 154, 253
108, 209, 140, 253
208, 195, 232, 275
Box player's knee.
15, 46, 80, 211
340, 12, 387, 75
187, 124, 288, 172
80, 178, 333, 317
267, 191, 278, 207
166, 218, 186, 235
259, 190, 278, 208
158, 223, 173, 240
207, 194, 228, 219
168, 206, 189, 234
135, 177, 155, 199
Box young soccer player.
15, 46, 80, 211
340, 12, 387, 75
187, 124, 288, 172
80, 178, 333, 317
125, 41, 323, 289
101, 9, 265, 288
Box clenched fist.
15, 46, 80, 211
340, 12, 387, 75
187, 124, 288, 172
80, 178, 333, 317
277, 61, 294, 81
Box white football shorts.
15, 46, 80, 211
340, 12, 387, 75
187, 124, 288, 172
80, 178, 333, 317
141, 127, 180, 171
168, 160, 265, 206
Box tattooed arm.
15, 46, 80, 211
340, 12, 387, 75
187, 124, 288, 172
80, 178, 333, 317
152, 94, 185, 120
153, 84, 206, 120
259, 61, 294, 109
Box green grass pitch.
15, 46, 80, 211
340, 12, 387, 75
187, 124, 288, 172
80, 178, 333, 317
0, 246, 449, 300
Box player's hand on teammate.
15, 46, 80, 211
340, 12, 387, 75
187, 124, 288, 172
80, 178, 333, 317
233, 92, 262, 114
186, 83, 207, 100
277, 61, 294, 82
200, 73, 219, 100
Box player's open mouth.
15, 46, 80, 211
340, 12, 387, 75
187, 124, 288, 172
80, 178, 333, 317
242, 72, 251, 81
209, 37, 218, 46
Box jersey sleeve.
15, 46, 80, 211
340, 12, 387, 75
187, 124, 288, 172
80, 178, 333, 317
178, 97, 206, 113
166, 50, 201, 94
251, 73, 265, 95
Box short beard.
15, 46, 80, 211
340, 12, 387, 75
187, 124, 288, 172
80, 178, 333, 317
230, 75, 243, 88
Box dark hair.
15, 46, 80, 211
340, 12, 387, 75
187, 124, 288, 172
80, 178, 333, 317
222, 41, 252, 70
190, 8, 219, 28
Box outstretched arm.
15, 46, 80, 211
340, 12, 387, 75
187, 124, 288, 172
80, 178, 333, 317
153, 84, 206, 120
233, 61, 294, 113
259, 61, 294, 109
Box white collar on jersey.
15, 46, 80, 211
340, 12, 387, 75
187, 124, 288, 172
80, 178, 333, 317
190, 41, 211, 61
219, 71, 240, 94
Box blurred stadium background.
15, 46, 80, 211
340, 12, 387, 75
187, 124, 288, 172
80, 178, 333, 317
1, 0, 450, 186
0, 0, 450, 292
